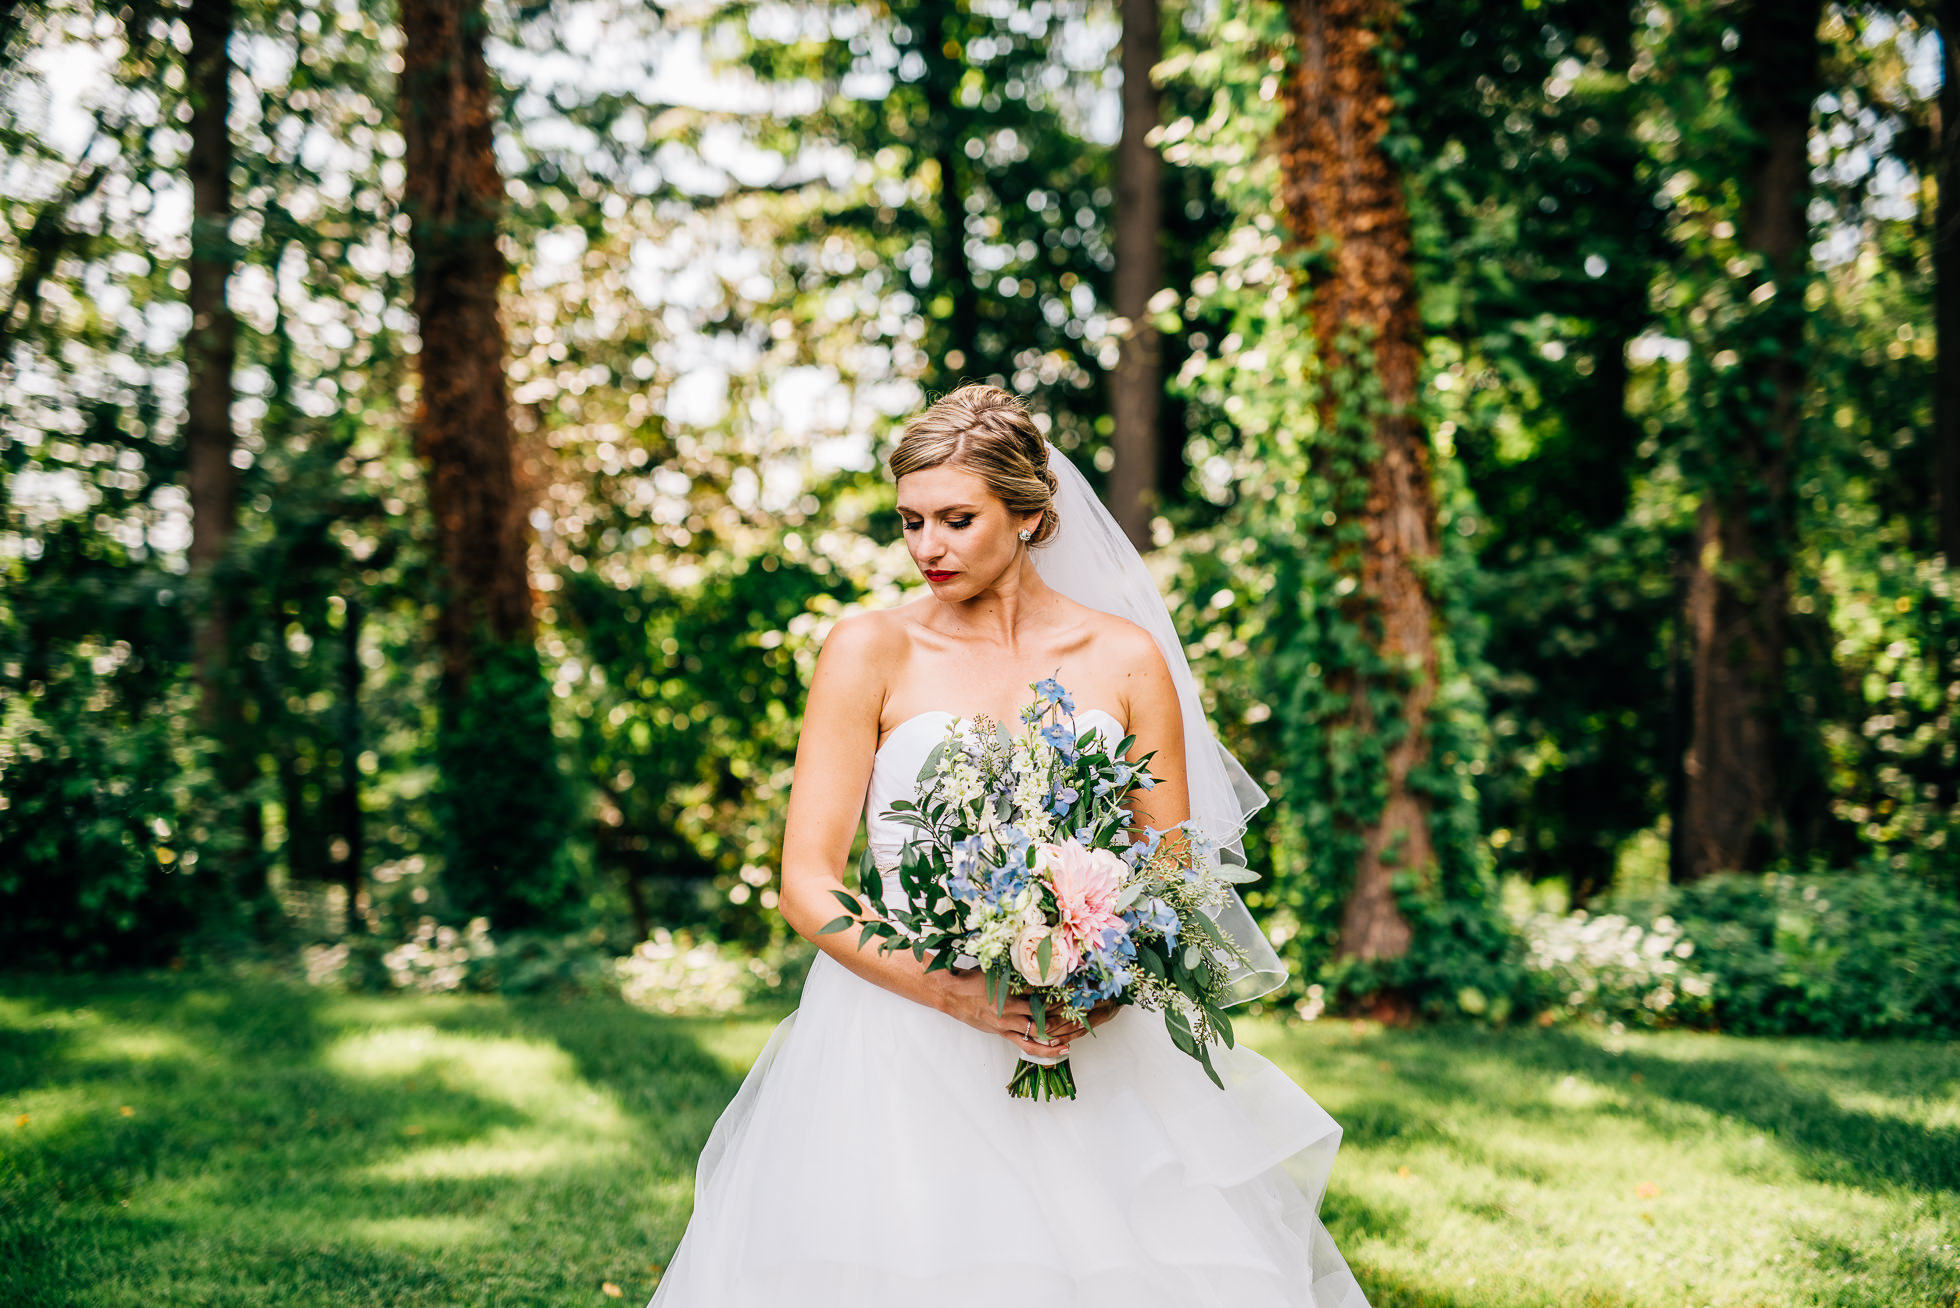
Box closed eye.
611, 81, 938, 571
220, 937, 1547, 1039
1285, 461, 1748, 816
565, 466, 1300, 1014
899, 517, 974, 531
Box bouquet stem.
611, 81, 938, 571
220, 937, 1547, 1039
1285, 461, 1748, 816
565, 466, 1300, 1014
1007, 1055, 1077, 1101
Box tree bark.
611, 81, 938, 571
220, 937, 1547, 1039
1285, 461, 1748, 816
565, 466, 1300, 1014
185, 0, 238, 728
1937, 0, 1959, 564
1677, 1, 1821, 881
398, 0, 535, 672
399, 0, 573, 927
336, 595, 366, 933
924, 2, 981, 373
1110, 0, 1164, 550
1278, 0, 1441, 962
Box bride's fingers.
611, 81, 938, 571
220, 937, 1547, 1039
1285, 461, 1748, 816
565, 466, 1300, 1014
1011, 1035, 1069, 1057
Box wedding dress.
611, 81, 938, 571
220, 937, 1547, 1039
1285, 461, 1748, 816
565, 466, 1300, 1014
645, 707, 1373, 1308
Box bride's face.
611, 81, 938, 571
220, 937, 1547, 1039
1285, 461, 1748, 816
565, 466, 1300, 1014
894, 464, 1038, 598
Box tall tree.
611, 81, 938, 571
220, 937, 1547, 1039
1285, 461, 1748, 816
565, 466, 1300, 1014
1677, 0, 1824, 881
183, 0, 268, 905
398, 0, 576, 928
1276, 0, 1446, 960
185, 0, 237, 727
1938, 0, 1959, 563
1110, 0, 1164, 549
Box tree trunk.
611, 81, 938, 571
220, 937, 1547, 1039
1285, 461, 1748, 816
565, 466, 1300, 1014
1677, 1, 1821, 881
399, 0, 573, 928
336, 595, 367, 934
1110, 0, 1164, 550
185, 0, 238, 728
1937, 0, 1959, 564
925, 1, 981, 373
399, 0, 534, 672
184, 0, 266, 907
1278, 0, 1442, 962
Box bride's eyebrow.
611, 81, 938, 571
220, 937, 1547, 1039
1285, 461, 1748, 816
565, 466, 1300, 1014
895, 503, 981, 516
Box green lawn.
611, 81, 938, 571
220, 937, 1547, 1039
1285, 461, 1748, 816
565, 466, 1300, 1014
2, 974, 1955, 1307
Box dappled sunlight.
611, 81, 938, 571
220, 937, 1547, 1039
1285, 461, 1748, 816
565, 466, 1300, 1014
1237, 1019, 1960, 1307
70, 1023, 199, 1066
328, 1025, 642, 1180
340, 1214, 498, 1249
669, 1015, 783, 1079
371, 1132, 623, 1181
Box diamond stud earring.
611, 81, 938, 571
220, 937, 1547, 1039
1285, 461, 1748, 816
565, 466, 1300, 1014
1017, 528, 1033, 543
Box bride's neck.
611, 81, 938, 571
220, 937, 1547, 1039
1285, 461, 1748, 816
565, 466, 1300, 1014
940, 559, 1057, 649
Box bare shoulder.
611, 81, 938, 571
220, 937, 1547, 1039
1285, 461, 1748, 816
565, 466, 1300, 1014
819, 604, 909, 661
1080, 608, 1170, 679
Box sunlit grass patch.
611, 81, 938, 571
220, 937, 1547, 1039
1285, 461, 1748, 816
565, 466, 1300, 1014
2, 973, 1954, 1307
1241, 1017, 1960, 1308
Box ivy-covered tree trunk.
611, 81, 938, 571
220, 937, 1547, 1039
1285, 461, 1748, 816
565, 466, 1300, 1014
1277, 0, 1444, 961
1110, 0, 1163, 550
1937, 0, 1959, 564
1677, 0, 1822, 882
398, 0, 576, 928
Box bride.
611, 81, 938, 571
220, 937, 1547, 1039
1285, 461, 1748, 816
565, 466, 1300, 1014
647, 385, 1371, 1308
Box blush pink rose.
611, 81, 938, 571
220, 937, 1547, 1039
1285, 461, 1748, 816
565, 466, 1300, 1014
1036, 840, 1127, 953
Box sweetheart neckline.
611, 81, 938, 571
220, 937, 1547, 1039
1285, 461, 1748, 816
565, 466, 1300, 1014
873, 707, 1126, 761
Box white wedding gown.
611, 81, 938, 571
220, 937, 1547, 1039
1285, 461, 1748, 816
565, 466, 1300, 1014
648, 709, 1372, 1308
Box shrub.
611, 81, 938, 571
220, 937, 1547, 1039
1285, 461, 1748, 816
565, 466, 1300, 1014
300, 918, 813, 1012
1633, 871, 1960, 1038
1516, 909, 1715, 1027
1514, 871, 1960, 1038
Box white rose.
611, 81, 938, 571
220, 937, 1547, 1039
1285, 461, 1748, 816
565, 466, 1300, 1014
1011, 924, 1067, 987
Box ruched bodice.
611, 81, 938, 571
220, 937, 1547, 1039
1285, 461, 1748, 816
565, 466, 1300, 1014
864, 709, 1126, 902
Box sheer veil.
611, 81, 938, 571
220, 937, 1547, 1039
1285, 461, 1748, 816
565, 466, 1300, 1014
1033, 446, 1288, 1004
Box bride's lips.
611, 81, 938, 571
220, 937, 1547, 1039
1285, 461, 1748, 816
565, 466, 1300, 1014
923, 569, 958, 583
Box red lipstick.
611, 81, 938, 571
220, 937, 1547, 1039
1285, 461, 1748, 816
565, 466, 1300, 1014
923, 569, 957, 583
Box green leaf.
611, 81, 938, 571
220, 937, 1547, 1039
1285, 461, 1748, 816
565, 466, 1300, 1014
915, 740, 947, 785
817, 914, 855, 935
830, 888, 862, 915
1195, 1039, 1224, 1090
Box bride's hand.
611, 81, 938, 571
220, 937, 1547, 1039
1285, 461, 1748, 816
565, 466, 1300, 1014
937, 968, 1076, 1059
937, 971, 1119, 1057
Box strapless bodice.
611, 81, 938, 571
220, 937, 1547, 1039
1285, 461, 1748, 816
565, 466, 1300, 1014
863, 708, 1126, 907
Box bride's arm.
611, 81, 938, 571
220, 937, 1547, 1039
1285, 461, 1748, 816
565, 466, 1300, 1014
777, 613, 1076, 1054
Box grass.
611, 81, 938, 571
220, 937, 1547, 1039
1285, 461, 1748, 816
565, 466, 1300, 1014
2, 973, 1956, 1307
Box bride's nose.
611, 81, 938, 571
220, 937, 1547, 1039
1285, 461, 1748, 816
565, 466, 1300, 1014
914, 525, 946, 563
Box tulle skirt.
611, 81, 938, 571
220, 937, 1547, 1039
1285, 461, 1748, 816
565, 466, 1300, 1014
648, 952, 1371, 1308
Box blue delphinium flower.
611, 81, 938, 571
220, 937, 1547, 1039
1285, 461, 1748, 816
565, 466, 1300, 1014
947, 835, 986, 904
1033, 677, 1076, 715
1048, 782, 1079, 817
1123, 827, 1164, 870
1092, 762, 1134, 801
1122, 895, 1180, 949
1039, 721, 1079, 762
1065, 934, 1134, 1005
984, 860, 1030, 907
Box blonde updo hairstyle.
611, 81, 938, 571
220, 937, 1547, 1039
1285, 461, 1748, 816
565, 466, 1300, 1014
887, 384, 1060, 546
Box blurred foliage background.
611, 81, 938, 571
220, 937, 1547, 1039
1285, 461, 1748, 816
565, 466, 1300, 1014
1, 0, 1954, 1033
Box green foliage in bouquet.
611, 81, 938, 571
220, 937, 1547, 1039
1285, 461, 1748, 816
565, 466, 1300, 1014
822, 681, 1252, 1099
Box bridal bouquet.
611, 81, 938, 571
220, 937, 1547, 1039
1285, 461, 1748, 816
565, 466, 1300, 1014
822, 678, 1252, 1100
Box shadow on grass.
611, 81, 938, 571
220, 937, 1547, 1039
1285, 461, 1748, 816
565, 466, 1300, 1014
0, 973, 753, 1307
1465, 1028, 1960, 1196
